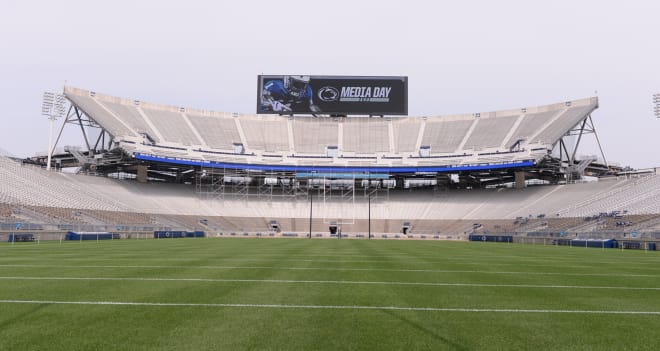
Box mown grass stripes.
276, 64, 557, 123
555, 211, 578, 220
1, 239, 658, 350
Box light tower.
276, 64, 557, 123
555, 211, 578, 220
654, 93, 660, 118
41, 92, 67, 170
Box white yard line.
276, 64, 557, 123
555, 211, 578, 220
6, 254, 657, 267
1, 276, 659, 290
0, 264, 656, 277
1, 299, 659, 315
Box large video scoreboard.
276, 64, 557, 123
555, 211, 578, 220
257, 75, 407, 115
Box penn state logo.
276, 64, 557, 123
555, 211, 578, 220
318, 86, 339, 102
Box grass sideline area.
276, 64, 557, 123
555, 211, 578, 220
0, 238, 659, 350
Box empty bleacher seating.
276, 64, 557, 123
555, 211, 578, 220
63, 86, 598, 170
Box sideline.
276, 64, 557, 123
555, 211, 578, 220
1, 276, 659, 290
1, 299, 659, 315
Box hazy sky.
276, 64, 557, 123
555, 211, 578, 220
1, 0, 658, 168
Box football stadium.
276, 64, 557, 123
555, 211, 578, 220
1, 77, 659, 350
2, 82, 658, 243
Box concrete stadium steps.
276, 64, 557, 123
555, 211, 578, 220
2, 156, 660, 238
99, 100, 162, 143
2, 202, 659, 238
2, 155, 659, 221
140, 107, 201, 146
586, 214, 660, 233
463, 115, 518, 150
507, 110, 558, 147
473, 214, 660, 236
532, 105, 595, 144
392, 120, 421, 153
544, 217, 584, 232
164, 214, 205, 229
292, 119, 338, 154
558, 176, 660, 217
24, 206, 86, 224
187, 113, 241, 150
200, 216, 273, 234
635, 216, 660, 231
239, 118, 289, 153
85, 209, 154, 226
63, 90, 136, 138
342, 118, 390, 153
0, 203, 13, 219
7, 205, 76, 225
0, 157, 124, 211
144, 215, 193, 231
474, 219, 518, 234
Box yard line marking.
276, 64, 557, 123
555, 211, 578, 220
1, 276, 659, 291
7, 256, 657, 267
0, 264, 657, 277
3, 245, 657, 265
2, 258, 658, 271
1, 299, 659, 315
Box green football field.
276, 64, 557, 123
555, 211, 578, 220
0, 238, 659, 350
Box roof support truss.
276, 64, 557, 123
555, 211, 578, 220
50, 104, 113, 156
555, 113, 608, 180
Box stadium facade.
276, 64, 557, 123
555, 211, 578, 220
59, 86, 603, 185
1, 86, 659, 244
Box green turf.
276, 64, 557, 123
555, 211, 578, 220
0, 238, 659, 350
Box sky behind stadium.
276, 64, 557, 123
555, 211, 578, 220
0, 0, 658, 168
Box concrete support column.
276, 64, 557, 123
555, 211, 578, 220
137, 165, 148, 183
515, 171, 526, 189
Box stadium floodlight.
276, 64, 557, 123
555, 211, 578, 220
41, 92, 55, 118
654, 94, 660, 118
42, 92, 67, 171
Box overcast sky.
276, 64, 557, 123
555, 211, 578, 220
0, 0, 658, 168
